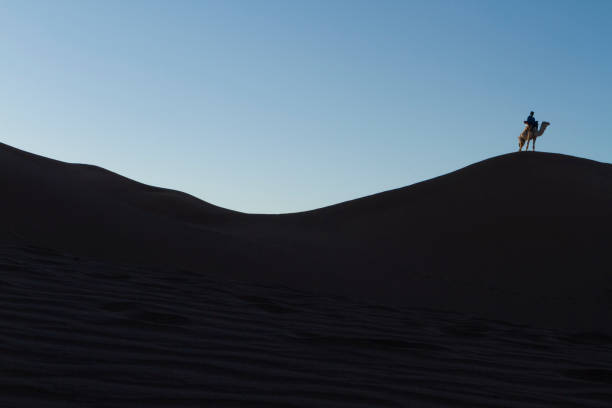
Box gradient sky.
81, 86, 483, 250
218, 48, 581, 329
1, 1, 611, 213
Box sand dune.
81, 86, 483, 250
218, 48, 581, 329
1, 143, 610, 331
0, 143, 611, 406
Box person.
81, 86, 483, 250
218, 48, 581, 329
525, 111, 537, 131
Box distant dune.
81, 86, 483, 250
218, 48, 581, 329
1, 142, 612, 407
1, 142, 611, 331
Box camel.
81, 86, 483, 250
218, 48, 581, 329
518, 121, 550, 151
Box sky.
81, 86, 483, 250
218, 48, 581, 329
1, 0, 611, 213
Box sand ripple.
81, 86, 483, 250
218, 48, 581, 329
1, 244, 611, 407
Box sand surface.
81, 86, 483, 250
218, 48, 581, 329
2, 243, 612, 407
0, 143, 611, 406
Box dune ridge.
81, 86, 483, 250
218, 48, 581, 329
1, 142, 611, 406
1, 143, 610, 331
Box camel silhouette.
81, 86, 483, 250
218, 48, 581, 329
519, 121, 550, 151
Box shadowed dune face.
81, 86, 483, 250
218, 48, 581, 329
0, 142, 611, 332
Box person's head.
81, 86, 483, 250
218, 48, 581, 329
530, 111, 534, 115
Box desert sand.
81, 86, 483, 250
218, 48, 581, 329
0, 142, 611, 407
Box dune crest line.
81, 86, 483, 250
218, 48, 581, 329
0, 143, 610, 332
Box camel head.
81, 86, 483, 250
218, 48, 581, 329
537, 121, 550, 136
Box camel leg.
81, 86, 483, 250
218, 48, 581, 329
532, 137, 536, 151
525, 138, 530, 151
518, 139, 523, 152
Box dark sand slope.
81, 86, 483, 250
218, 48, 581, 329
1, 244, 612, 407
0, 143, 611, 406
0, 143, 610, 331
295, 152, 612, 331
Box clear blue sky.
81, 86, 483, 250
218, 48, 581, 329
1, 1, 611, 213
